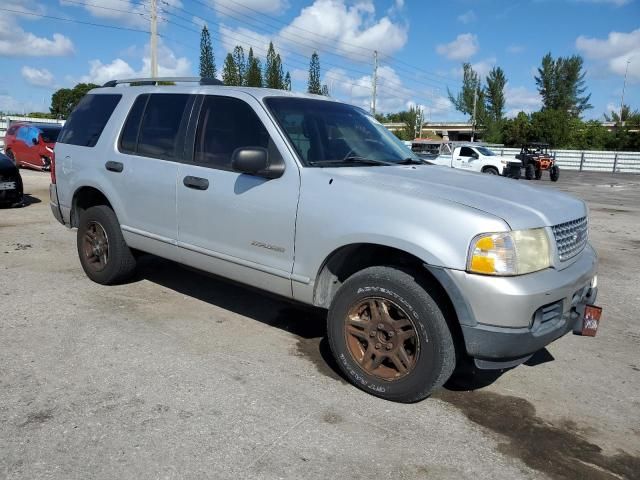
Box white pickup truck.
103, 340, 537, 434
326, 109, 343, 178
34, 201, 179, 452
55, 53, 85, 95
413, 142, 521, 177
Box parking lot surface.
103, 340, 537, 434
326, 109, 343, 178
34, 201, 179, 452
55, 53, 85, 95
1, 169, 639, 480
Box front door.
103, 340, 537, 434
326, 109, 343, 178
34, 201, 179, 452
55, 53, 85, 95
453, 146, 475, 169
176, 93, 300, 297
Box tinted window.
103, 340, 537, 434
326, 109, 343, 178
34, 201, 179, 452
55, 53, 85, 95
40, 127, 61, 143
459, 147, 475, 157
58, 94, 121, 147
119, 94, 149, 154
194, 96, 270, 170
137, 94, 190, 160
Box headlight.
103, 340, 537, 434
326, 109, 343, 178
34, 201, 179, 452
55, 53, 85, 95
468, 228, 551, 276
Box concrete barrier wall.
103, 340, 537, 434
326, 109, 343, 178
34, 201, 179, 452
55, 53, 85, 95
495, 147, 640, 174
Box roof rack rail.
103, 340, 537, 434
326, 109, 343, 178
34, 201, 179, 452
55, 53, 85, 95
102, 77, 224, 87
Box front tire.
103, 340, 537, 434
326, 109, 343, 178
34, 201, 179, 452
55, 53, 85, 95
327, 266, 456, 403
483, 167, 499, 175
77, 205, 136, 285
550, 165, 560, 182
535, 168, 542, 180
525, 163, 536, 180
6, 149, 18, 167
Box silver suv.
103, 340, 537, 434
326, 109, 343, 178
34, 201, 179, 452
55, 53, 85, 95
50, 78, 599, 402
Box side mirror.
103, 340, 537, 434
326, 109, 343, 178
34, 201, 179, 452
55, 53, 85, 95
32, 137, 39, 145
472, 152, 479, 159
231, 147, 284, 179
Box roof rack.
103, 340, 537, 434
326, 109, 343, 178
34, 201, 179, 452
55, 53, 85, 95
102, 77, 224, 87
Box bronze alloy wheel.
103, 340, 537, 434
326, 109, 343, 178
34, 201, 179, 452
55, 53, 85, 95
81, 221, 109, 272
344, 297, 420, 381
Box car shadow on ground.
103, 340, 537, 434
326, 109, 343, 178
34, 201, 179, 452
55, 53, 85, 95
134, 255, 347, 381
134, 254, 550, 390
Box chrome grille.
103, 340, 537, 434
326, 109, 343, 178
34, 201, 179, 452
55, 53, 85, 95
552, 217, 588, 261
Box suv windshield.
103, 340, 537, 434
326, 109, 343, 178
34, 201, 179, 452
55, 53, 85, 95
475, 146, 496, 156
265, 97, 422, 167
40, 127, 61, 143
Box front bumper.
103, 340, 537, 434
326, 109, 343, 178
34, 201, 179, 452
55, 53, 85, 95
427, 244, 598, 364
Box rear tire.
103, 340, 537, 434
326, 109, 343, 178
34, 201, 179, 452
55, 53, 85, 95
550, 165, 560, 182
525, 163, 535, 180
327, 266, 456, 403
77, 205, 136, 285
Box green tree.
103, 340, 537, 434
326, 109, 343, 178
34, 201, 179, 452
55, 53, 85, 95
535, 53, 591, 117
321, 84, 330, 96
50, 83, 99, 118
485, 67, 506, 123
307, 51, 322, 94
502, 112, 532, 147
232, 46, 246, 85
222, 53, 240, 86
245, 48, 263, 87
604, 104, 640, 124
265, 42, 284, 89
284, 71, 291, 91
199, 25, 216, 79
448, 63, 485, 126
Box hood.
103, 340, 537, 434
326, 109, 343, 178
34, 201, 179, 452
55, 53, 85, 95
0, 152, 18, 174
323, 165, 586, 230
496, 155, 520, 164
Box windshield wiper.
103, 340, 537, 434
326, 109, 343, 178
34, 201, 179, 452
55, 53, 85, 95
397, 157, 426, 165
310, 156, 395, 167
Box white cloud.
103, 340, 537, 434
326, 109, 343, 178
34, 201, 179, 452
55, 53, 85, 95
0, 95, 48, 114
450, 57, 496, 79
505, 85, 541, 117
0, 5, 74, 57
220, 0, 408, 60
60, 0, 183, 27
507, 44, 524, 54
436, 33, 479, 61
80, 41, 191, 85
209, 0, 289, 16
457, 10, 476, 24
321, 66, 453, 117
21, 66, 55, 87
576, 28, 640, 81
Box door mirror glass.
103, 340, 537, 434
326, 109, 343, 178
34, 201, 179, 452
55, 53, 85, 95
32, 137, 39, 145
232, 147, 282, 178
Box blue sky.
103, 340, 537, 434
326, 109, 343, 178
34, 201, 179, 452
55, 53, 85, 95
0, 0, 638, 120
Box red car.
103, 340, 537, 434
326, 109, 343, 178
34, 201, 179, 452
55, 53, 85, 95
4, 122, 62, 171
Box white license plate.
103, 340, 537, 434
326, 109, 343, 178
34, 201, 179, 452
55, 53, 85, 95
0, 181, 16, 191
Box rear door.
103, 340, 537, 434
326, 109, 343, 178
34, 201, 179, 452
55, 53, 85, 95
110, 93, 195, 250
175, 93, 300, 297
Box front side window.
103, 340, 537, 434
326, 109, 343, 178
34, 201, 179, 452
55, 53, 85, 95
459, 147, 475, 157
58, 94, 121, 147
194, 96, 271, 170
40, 127, 61, 143
266, 97, 419, 167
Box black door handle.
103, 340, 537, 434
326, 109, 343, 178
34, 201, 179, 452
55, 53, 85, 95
183, 176, 209, 190
105, 161, 123, 173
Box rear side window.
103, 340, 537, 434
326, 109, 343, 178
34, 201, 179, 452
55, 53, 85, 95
137, 94, 190, 160
119, 94, 148, 154
58, 94, 121, 147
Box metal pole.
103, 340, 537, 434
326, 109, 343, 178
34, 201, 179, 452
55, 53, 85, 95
371, 50, 378, 115
613, 152, 618, 173
579, 151, 585, 172
620, 59, 630, 126
471, 86, 478, 142
150, 0, 158, 78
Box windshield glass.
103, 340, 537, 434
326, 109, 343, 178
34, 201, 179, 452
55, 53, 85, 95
265, 97, 421, 166
40, 127, 61, 143
475, 146, 496, 156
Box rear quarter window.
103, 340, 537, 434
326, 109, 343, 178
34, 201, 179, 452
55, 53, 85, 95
58, 94, 122, 147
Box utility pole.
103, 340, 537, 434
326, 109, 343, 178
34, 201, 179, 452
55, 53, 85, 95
471, 85, 478, 142
371, 50, 378, 116
620, 58, 631, 126
150, 0, 158, 78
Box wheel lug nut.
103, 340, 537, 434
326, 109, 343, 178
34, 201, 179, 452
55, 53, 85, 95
388, 331, 395, 337
377, 323, 384, 330
386, 343, 393, 350
369, 331, 376, 337
375, 343, 381, 349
